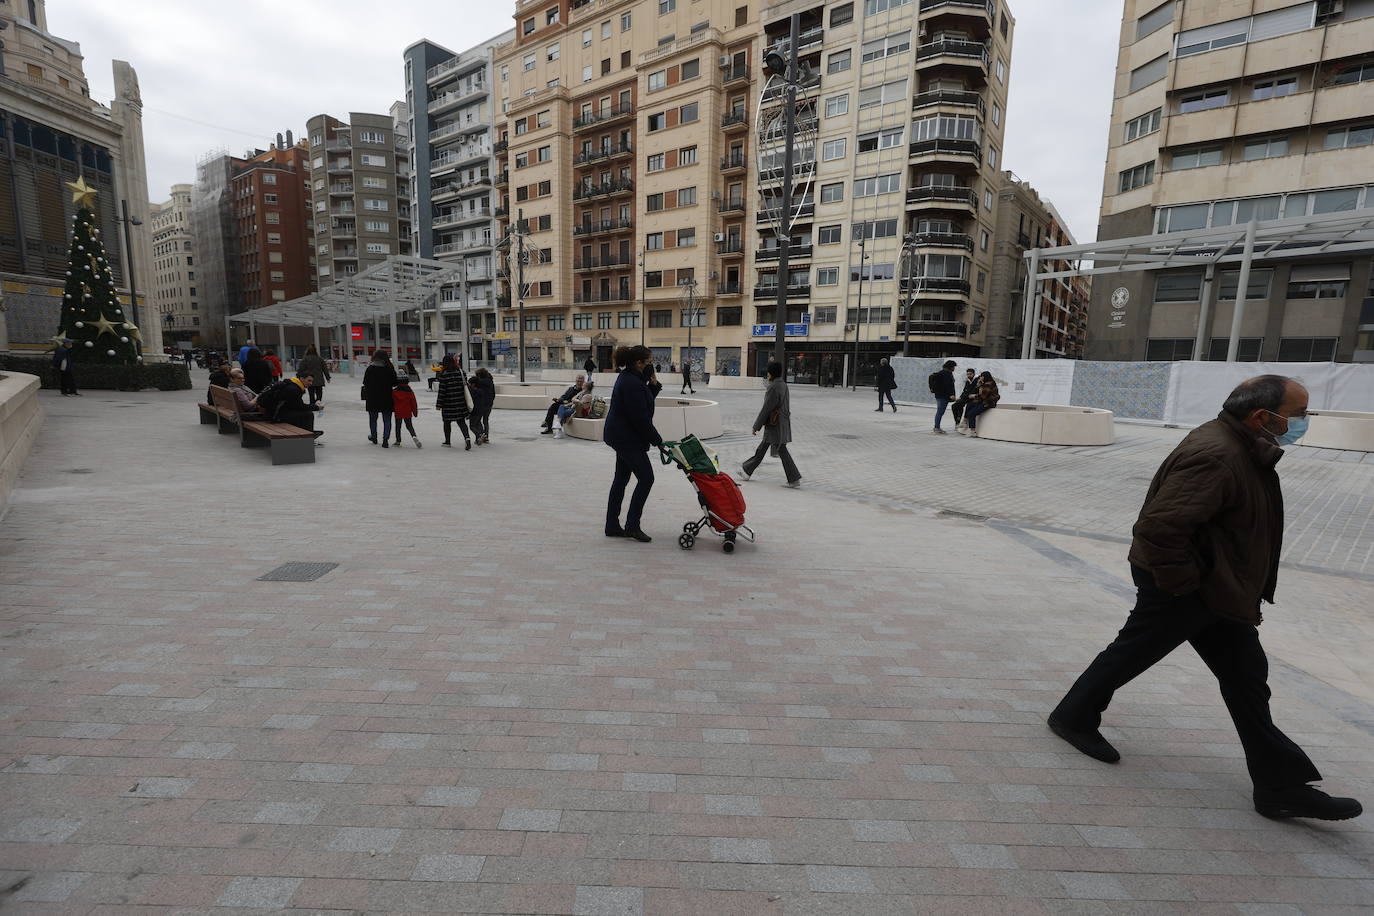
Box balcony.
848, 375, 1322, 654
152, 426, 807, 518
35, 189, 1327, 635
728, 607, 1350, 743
433, 208, 492, 229
334, 247, 358, 259
573, 178, 635, 201
329, 183, 353, 195
898, 320, 969, 337
716, 238, 744, 256
574, 291, 633, 304
327, 159, 352, 173
916, 39, 990, 68
429, 120, 488, 145
900, 277, 971, 296
431, 147, 490, 175
329, 206, 355, 217
573, 218, 634, 237
755, 244, 813, 261
919, 0, 995, 19
1017, 231, 1032, 248
912, 89, 986, 115
908, 138, 982, 165
493, 139, 509, 155
574, 142, 633, 165
765, 25, 823, 58
721, 110, 749, 131
759, 199, 815, 219
753, 284, 811, 300
433, 240, 487, 257
715, 281, 743, 296
573, 103, 633, 129
428, 83, 487, 114
494, 170, 509, 185
905, 186, 977, 208
332, 222, 356, 238
910, 231, 974, 251
722, 63, 749, 85
720, 151, 747, 173
574, 256, 634, 271
760, 73, 820, 104
758, 160, 816, 185
718, 197, 746, 214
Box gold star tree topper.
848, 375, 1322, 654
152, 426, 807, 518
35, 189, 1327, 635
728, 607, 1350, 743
65, 177, 97, 208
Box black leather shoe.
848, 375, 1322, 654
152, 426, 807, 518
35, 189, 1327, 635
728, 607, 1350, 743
1047, 714, 1120, 763
605, 527, 626, 538
1254, 785, 1363, 820
624, 529, 652, 543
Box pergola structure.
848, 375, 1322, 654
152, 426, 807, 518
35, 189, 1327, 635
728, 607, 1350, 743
227, 255, 473, 373
1020, 209, 1374, 361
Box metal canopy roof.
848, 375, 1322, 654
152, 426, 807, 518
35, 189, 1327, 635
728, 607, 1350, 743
1025, 209, 1374, 281
228, 255, 471, 327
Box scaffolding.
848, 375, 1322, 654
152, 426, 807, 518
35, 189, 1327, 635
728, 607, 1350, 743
1020, 209, 1374, 361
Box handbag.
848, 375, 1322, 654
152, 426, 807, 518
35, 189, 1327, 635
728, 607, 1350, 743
360, 385, 367, 400
462, 379, 475, 411
766, 407, 781, 427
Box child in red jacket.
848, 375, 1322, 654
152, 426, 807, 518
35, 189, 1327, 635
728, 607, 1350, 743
392, 375, 421, 448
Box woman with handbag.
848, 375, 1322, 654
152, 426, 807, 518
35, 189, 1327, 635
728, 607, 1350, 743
362, 351, 397, 447
435, 353, 474, 449
739, 361, 801, 488
960, 370, 1000, 438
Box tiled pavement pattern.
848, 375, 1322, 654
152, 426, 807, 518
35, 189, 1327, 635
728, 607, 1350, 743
0, 376, 1371, 913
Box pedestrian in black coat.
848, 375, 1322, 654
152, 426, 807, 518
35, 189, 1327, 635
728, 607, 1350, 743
51, 340, 79, 396
242, 348, 273, 394
875, 358, 897, 412
680, 362, 695, 394
603, 345, 663, 542
363, 351, 396, 447
469, 368, 496, 444
435, 353, 473, 449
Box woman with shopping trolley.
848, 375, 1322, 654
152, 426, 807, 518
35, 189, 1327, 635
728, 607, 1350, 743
603, 344, 664, 543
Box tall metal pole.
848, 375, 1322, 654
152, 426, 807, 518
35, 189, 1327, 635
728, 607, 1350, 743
1225, 217, 1258, 362
1191, 262, 1216, 361
119, 199, 142, 356
851, 235, 866, 389
638, 248, 646, 346
772, 13, 800, 374
516, 207, 527, 382
1020, 250, 1040, 360
902, 233, 916, 358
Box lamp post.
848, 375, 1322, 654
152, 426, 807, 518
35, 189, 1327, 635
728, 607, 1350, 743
850, 234, 867, 390
901, 232, 918, 358
680, 276, 700, 382
117, 198, 143, 357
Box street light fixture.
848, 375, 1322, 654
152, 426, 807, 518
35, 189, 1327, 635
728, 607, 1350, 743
850, 234, 868, 390
680, 276, 700, 381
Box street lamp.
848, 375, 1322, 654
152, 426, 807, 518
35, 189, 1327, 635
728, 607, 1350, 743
900, 231, 920, 358
850, 234, 868, 390
680, 276, 700, 382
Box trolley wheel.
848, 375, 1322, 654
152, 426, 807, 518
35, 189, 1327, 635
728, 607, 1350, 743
678, 533, 696, 550
724, 531, 737, 542
722, 540, 735, 554
683, 522, 697, 534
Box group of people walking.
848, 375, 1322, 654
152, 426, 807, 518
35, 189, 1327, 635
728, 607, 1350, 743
362, 351, 493, 450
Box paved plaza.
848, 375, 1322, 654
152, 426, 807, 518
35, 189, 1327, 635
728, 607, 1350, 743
1, 373, 1372, 914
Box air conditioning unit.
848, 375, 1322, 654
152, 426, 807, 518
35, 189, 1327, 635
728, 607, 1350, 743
719, 55, 732, 68
713, 232, 725, 242
711, 190, 722, 200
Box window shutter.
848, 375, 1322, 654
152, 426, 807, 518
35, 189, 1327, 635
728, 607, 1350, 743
1289, 263, 1350, 282
1249, 3, 1314, 42
1174, 18, 1249, 52
1129, 55, 1168, 92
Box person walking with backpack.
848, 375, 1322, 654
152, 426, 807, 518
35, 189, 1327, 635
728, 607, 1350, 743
392, 373, 421, 448
927, 360, 957, 434
875, 358, 897, 412
739, 361, 801, 488
363, 351, 397, 447
435, 353, 473, 450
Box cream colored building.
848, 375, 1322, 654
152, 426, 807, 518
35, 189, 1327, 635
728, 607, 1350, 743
1090, 0, 1374, 362
149, 184, 199, 346
493, 0, 1015, 381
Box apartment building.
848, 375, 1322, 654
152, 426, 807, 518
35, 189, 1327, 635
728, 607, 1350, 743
1089, 0, 1374, 363
404, 31, 513, 363
986, 172, 1089, 359
150, 184, 199, 346
232, 141, 315, 317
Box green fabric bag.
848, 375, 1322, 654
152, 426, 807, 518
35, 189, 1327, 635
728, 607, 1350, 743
670, 434, 718, 473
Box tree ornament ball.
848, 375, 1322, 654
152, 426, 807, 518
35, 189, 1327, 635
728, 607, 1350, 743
114, 308, 122, 315
77, 245, 84, 252
64, 293, 72, 300
74, 321, 85, 328
106, 349, 116, 357
84, 341, 93, 348
120, 336, 129, 343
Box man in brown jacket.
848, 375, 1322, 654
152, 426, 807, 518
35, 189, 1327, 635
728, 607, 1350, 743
1049, 375, 1361, 821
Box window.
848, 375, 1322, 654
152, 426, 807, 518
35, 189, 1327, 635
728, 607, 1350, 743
1287, 267, 1349, 299
621, 12, 632, 30
262, 173, 277, 185
266, 232, 281, 244
647, 153, 665, 172
863, 0, 912, 12
515, 152, 529, 168
678, 186, 696, 206
364, 219, 390, 232
263, 193, 278, 204
1136, 1, 1174, 40
681, 308, 706, 327
602, 20, 612, 39
1308, 187, 1362, 214
646, 232, 665, 250
583, 65, 593, 83
1119, 161, 1155, 192
717, 306, 743, 326
1145, 338, 1196, 361
853, 218, 899, 240
858, 78, 908, 109
574, 313, 593, 329
983, 189, 994, 210
546, 4, 559, 24
547, 315, 565, 331
1179, 88, 1229, 113
822, 138, 847, 160
1154, 202, 1211, 232
1252, 75, 1297, 100
583, 28, 593, 46
360, 153, 386, 167
617, 310, 639, 329
820, 182, 845, 203
1154, 270, 1203, 302
991, 102, 1002, 127
268, 251, 283, 263
362, 176, 387, 188
1324, 124, 1374, 150
1242, 136, 1288, 161
1277, 337, 1338, 361
860, 31, 910, 63
646, 192, 665, 212
1205, 337, 1263, 361
523, 54, 536, 72
817, 267, 839, 286
659, 0, 675, 13
680, 102, 699, 123
818, 225, 842, 244
995, 58, 1006, 82
647, 112, 665, 132
1171, 146, 1222, 170
679, 145, 697, 165
649, 309, 672, 327
827, 50, 852, 73
537, 110, 551, 128
1124, 108, 1161, 142
1129, 55, 1167, 92
678, 228, 697, 247
537, 145, 551, 162
522, 16, 535, 35
854, 173, 900, 197
681, 59, 700, 80
857, 127, 903, 152
1332, 60, 1374, 86
1218, 268, 1273, 300
813, 305, 837, 324
824, 94, 849, 117
648, 69, 666, 91
364, 198, 390, 210
536, 214, 552, 231
980, 229, 990, 251
598, 312, 612, 329
1209, 196, 1279, 227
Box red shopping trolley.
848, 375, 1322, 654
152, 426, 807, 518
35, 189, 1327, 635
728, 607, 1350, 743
660, 436, 755, 553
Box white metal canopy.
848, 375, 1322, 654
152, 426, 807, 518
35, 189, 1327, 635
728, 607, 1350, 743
1019, 208, 1374, 361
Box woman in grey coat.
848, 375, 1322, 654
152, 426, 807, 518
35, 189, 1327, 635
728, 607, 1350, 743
295, 345, 330, 406
739, 361, 801, 488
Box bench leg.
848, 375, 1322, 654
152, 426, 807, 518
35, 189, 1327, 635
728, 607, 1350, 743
218, 416, 237, 435
200, 410, 218, 425
269, 437, 316, 465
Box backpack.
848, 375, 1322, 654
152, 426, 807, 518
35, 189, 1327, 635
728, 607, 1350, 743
254, 379, 293, 419
589, 397, 608, 419
928, 371, 942, 394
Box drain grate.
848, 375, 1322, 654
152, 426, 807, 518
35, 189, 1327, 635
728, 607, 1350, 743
66, 468, 94, 475
937, 509, 989, 522
257, 562, 338, 582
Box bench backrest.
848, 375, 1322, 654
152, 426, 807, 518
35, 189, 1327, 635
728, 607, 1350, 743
209, 384, 242, 420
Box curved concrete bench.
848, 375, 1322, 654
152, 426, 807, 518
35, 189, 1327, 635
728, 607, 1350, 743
976, 403, 1115, 446
1, 371, 43, 518
1298, 410, 1374, 452
563, 396, 723, 442
709, 375, 764, 391
492, 381, 587, 410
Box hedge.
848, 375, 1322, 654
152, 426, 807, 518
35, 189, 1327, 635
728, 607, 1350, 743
0, 355, 192, 391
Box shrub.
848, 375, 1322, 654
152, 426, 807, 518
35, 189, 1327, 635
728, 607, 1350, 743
0, 355, 191, 391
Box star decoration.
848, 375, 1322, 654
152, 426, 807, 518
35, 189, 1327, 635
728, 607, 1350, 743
90, 315, 119, 337
66, 177, 97, 208
122, 322, 143, 343
49, 334, 68, 348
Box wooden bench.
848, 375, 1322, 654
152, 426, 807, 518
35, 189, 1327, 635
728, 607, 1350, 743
208, 385, 315, 465
199, 399, 233, 426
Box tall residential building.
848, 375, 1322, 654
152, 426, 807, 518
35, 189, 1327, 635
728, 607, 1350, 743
493, 0, 1015, 381
986, 172, 1089, 359
0, 0, 160, 356
231, 140, 316, 320
150, 184, 198, 346
191, 149, 246, 350
404, 31, 513, 363
1089, 0, 1374, 363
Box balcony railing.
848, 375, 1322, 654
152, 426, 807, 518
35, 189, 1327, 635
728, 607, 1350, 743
720, 152, 747, 171
718, 197, 746, 213
916, 39, 990, 66
573, 103, 633, 129
715, 282, 742, 296
573, 178, 635, 200
575, 142, 633, 165
900, 277, 971, 295
721, 111, 748, 130
753, 284, 811, 299
428, 84, 487, 113
329, 184, 353, 195
573, 291, 633, 304
760, 73, 820, 104
912, 89, 986, 115
908, 138, 982, 163
495, 170, 509, 185
910, 231, 974, 251
765, 25, 823, 58
756, 245, 813, 261
574, 256, 634, 270
493, 139, 509, 155
898, 319, 969, 336
573, 218, 634, 236
906, 186, 977, 207
758, 160, 816, 184
919, 0, 995, 17
433, 208, 492, 228
721, 63, 749, 83
716, 238, 744, 255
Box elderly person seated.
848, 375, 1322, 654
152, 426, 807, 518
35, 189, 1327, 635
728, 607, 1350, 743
226, 368, 262, 415
540, 373, 587, 434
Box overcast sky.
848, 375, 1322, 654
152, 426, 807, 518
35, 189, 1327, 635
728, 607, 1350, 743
49, 0, 1122, 243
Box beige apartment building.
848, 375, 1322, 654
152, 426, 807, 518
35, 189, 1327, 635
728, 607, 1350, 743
1089, 0, 1374, 362
149, 184, 199, 347
493, 0, 1015, 381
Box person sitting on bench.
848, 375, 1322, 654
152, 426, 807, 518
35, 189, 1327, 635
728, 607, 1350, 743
227, 368, 263, 416
253, 372, 324, 439
540, 374, 586, 434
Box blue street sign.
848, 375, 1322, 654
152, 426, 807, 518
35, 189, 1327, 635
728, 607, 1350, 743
751, 323, 810, 338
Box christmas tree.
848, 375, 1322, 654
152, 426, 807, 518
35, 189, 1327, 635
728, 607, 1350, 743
52, 178, 141, 364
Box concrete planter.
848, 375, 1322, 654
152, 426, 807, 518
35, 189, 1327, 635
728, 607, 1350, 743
563, 396, 722, 442
708, 375, 764, 391
977, 403, 1115, 446
0, 372, 42, 519
1299, 410, 1374, 452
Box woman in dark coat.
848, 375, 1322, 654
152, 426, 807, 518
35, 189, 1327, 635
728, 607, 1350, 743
603, 344, 663, 542
960, 371, 1000, 438
207, 361, 231, 404
363, 351, 397, 447
468, 368, 495, 445
740, 361, 801, 487
296, 344, 330, 406
875, 357, 897, 412
241, 348, 273, 395
435, 353, 473, 449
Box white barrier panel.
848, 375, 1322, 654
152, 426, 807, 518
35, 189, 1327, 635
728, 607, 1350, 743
1164, 361, 1374, 426
709, 375, 765, 390
1299, 410, 1374, 452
